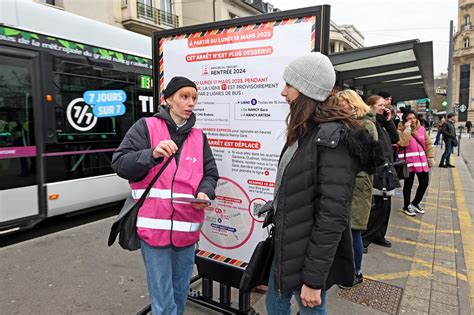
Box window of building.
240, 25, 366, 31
138, 0, 154, 20
464, 37, 470, 48
161, 0, 172, 13
465, 14, 471, 26
40, 0, 55, 5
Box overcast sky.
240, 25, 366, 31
268, 0, 458, 76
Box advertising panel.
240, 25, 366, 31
153, 7, 329, 267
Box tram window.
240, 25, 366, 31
53, 72, 135, 143
60, 61, 128, 82
0, 60, 36, 189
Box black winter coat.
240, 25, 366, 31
273, 122, 380, 292
373, 115, 400, 191
111, 106, 219, 199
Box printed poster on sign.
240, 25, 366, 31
158, 16, 316, 263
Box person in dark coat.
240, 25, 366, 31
264, 53, 380, 314
362, 95, 400, 253
417, 114, 430, 129
466, 120, 472, 137
439, 112, 457, 168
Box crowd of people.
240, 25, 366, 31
112, 53, 452, 315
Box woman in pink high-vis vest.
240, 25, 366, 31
112, 77, 218, 315
397, 110, 434, 216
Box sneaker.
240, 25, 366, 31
338, 273, 363, 289
403, 205, 416, 216
412, 204, 425, 214
353, 273, 363, 286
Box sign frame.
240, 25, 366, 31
152, 5, 331, 103
150, 6, 331, 312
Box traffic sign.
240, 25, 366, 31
416, 98, 430, 104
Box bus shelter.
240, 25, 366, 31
329, 39, 434, 102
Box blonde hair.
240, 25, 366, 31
337, 89, 371, 119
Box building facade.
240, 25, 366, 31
36, 0, 364, 53
330, 22, 365, 53
181, 0, 276, 26
35, 0, 275, 36
453, 0, 474, 122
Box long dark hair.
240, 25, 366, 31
402, 110, 416, 123
286, 93, 361, 145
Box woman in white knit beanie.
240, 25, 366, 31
264, 52, 379, 315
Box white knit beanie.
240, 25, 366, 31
282, 52, 336, 101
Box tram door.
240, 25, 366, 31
0, 46, 42, 230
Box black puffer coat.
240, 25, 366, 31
273, 122, 380, 292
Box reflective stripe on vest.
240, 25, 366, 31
398, 151, 426, 158
132, 188, 194, 200
136, 217, 203, 232
406, 162, 428, 168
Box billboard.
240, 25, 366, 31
153, 6, 330, 267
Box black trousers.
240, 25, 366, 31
362, 196, 391, 246
403, 171, 429, 209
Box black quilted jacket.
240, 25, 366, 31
273, 121, 380, 293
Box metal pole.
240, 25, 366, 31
457, 127, 462, 156
212, 0, 216, 22
447, 20, 454, 114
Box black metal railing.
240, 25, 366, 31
137, 2, 179, 28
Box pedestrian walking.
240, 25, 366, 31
111, 76, 219, 315
337, 89, 380, 286
439, 113, 457, 168
397, 110, 434, 216
466, 120, 472, 138
265, 53, 379, 314
433, 116, 445, 145
362, 95, 400, 253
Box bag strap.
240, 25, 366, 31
410, 133, 426, 154
135, 136, 187, 207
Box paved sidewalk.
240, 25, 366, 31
394, 146, 472, 314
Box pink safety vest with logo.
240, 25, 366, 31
131, 117, 204, 247
398, 126, 429, 173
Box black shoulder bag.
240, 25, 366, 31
394, 149, 409, 180
239, 200, 274, 292
108, 139, 185, 251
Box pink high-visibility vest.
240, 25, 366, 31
131, 117, 204, 247
398, 126, 429, 173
